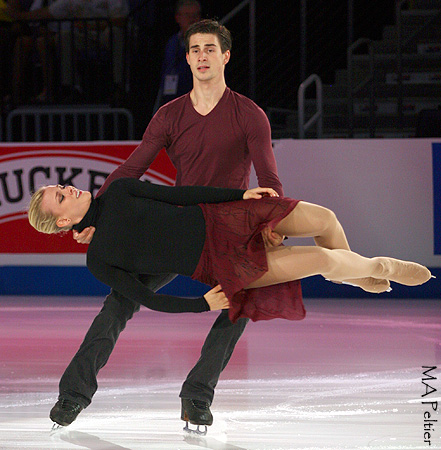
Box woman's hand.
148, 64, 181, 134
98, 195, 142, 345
204, 285, 229, 310
73, 226, 96, 244
261, 227, 284, 247
243, 187, 279, 200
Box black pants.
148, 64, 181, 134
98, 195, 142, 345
58, 273, 249, 408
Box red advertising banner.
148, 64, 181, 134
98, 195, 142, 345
0, 143, 176, 261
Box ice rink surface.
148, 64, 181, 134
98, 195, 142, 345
1, 296, 440, 450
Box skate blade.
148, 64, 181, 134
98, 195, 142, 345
49, 423, 65, 435
183, 422, 207, 436
325, 279, 392, 292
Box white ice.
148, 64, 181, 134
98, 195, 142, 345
0, 297, 440, 449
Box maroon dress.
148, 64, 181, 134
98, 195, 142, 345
192, 197, 306, 323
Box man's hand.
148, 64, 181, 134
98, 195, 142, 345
243, 187, 279, 200
261, 227, 284, 247
73, 226, 96, 244
203, 284, 229, 310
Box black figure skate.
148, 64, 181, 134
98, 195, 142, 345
50, 399, 83, 429
181, 398, 213, 436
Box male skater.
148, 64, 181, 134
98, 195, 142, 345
50, 19, 285, 433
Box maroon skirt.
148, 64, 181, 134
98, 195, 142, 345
191, 197, 306, 323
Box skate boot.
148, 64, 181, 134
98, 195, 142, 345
50, 399, 83, 427
374, 257, 432, 286
181, 398, 213, 436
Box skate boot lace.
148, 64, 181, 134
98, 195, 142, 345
192, 399, 209, 410
59, 399, 82, 412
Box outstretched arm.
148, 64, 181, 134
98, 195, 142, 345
112, 178, 278, 206
88, 257, 228, 313
113, 178, 246, 205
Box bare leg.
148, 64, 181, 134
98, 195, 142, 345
274, 202, 350, 249
273, 201, 390, 293
246, 246, 431, 290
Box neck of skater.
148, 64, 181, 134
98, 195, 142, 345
190, 81, 227, 116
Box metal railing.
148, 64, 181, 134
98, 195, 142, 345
6, 106, 133, 141
298, 74, 322, 139
347, 38, 375, 138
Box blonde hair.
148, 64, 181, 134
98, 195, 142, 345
28, 186, 71, 234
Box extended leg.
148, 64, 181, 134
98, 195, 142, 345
273, 202, 390, 293
247, 246, 431, 289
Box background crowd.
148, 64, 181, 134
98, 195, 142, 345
0, 0, 401, 139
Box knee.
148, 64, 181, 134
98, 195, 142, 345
315, 247, 336, 275
102, 290, 139, 319
315, 206, 339, 234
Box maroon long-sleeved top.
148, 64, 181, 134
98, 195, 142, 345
98, 87, 283, 196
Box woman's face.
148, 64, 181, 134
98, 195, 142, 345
41, 185, 91, 228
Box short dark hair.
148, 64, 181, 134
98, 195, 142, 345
184, 19, 232, 54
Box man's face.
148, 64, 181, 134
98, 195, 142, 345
175, 4, 201, 34
186, 33, 230, 83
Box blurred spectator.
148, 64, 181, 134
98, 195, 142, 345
12, 0, 60, 104
152, 0, 201, 113
0, 0, 35, 106
8, 0, 129, 103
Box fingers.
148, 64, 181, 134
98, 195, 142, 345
260, 187, 279, 197
261, 227, 284, 247
266, 231, 284, 247
73, 226, 96, 244
221, 298, 229, 309
208, 284, 223, 293
243, 187, 280, 200
204, 285, 230, 310
252, 187, 278, 197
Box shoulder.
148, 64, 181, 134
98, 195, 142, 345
160, 93, 189, 111
107, 177, 126, 191
226, 89, 269, 128
227, 89, 267, 119
227, 89, 263, 111
105, 178, 133, 197
149, 94, 190, 136
155, 94, 189, 120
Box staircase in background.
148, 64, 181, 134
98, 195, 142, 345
271, 0, 441, 138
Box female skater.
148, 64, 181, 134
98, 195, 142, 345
28, 179, 432, 322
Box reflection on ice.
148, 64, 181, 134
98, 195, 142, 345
0, 297, 440, 449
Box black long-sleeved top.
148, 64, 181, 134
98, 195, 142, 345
73, 178, 246, 313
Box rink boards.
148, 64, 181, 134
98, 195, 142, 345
0, 139, 439, 298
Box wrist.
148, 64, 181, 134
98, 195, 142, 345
202, 296, 210, 311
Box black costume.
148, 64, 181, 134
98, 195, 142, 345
60, 179, 304, 409
73, 178, 245, 312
